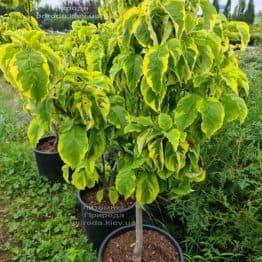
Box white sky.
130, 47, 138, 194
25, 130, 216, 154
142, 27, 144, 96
39, 0, 262, 12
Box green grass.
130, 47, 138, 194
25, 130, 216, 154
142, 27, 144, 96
0, 78, 96, 261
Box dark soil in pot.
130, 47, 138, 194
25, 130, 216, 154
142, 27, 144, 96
33, 136, 64, 183
78, 189, 135, 249
98, 224, 183, 262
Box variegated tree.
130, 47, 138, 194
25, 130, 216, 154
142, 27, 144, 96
97, 0, 250, 260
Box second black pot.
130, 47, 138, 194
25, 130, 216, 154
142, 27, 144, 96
77, 190, 135, 249
33, 136, 64, 183
98, 224, 184, 262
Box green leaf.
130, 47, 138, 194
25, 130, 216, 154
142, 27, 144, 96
200, 0, 217, 31
164, 142, 179, 172
148, 138, 164, 170
186, 170, 206, 182
58, 125, 88, 168
172, 177, 191, 195
167, 38, 182, 64
10, 50, 50, 102
158, 113, 173, 131
62, 165, 70, 184
123, 54, 143, 92
121, 7, 139, 46
137, 129, 151, 155
160, 0, 185, 38
116, 169, 136, 200
164, 128, 181, 151
71, 161, 98, 190
136, 173, 159, 205
140, 77, 167, 112
88, 131, 106, 162
174, 94, 202, 130
27, 117, 47, 148
108, 105, 127, 129
221, 95, 248, 124
85, 35, 105, 72
143, 46, 169, 94
108, 187, 119, 206
199, 98, 225, 138
96, 189, 104, 203
134, 15, 153, 47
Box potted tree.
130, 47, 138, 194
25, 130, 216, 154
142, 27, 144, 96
94, 0, 250, 261
53, 66, 136, 248
0, 23, 64, 182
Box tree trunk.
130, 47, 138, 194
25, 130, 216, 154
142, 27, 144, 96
133, 202, 143, 262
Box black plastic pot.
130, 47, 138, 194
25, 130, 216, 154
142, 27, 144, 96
98, 224, 184, 262
33, 136, 64, 183
77, 190, 136, 249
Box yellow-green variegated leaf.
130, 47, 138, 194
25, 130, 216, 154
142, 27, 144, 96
148, 138, 164, 170
199, 98, 225, 138
167, 38, 182, 65
0, 43, 18, 85
141, 77, 167, 112
221, 95, 248, 124
27, 117, 47, 148
158, 113, 173, 131
71, 164, 98, 190
136, 172, 159, 205
174, 94, 202, 130
116, 169, 136, 200
143, 45, 169, 94
123, 54, 143, 92
200, 0, 217, 31
134, 15, 153, 47
62, 165, 70, 184
40, 45, 62, 79
85, 36, 105, 72
164, 142, 179, 172
121, 7, 139, 46
164, 128, 181, 151
88, 131, 106, 161
58, 125, 88, 168
172, 177, 191, 195
10, 50, 50, 102
186, 170, 206, 182
160, 0, 185, 38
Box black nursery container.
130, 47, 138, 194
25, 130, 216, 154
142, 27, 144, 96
33, 136, 64, 183
77, 190, 136, 249
98, 224, 184, 262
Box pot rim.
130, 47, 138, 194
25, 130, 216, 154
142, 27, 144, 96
77, 190, 136, 215
98, 224, 184, 262
33, 135, 58, 155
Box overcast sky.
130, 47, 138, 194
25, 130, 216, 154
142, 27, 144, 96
39, 0, 262, 12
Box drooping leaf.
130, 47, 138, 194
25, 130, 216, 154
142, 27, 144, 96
198, 98, 225, 138
136, 172, 159, 205
10, 50, 50, 102
123, 54, 143, 92
221, 95, 248, 124
134, 15, 153, 47
160, 0, 185, 38
143, 45, 169, 94
164, 128, 181, 151
58, 125, 89, 168
174, 94, 202, 130
116, 169, 136, 200
148, 138, 164, 170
